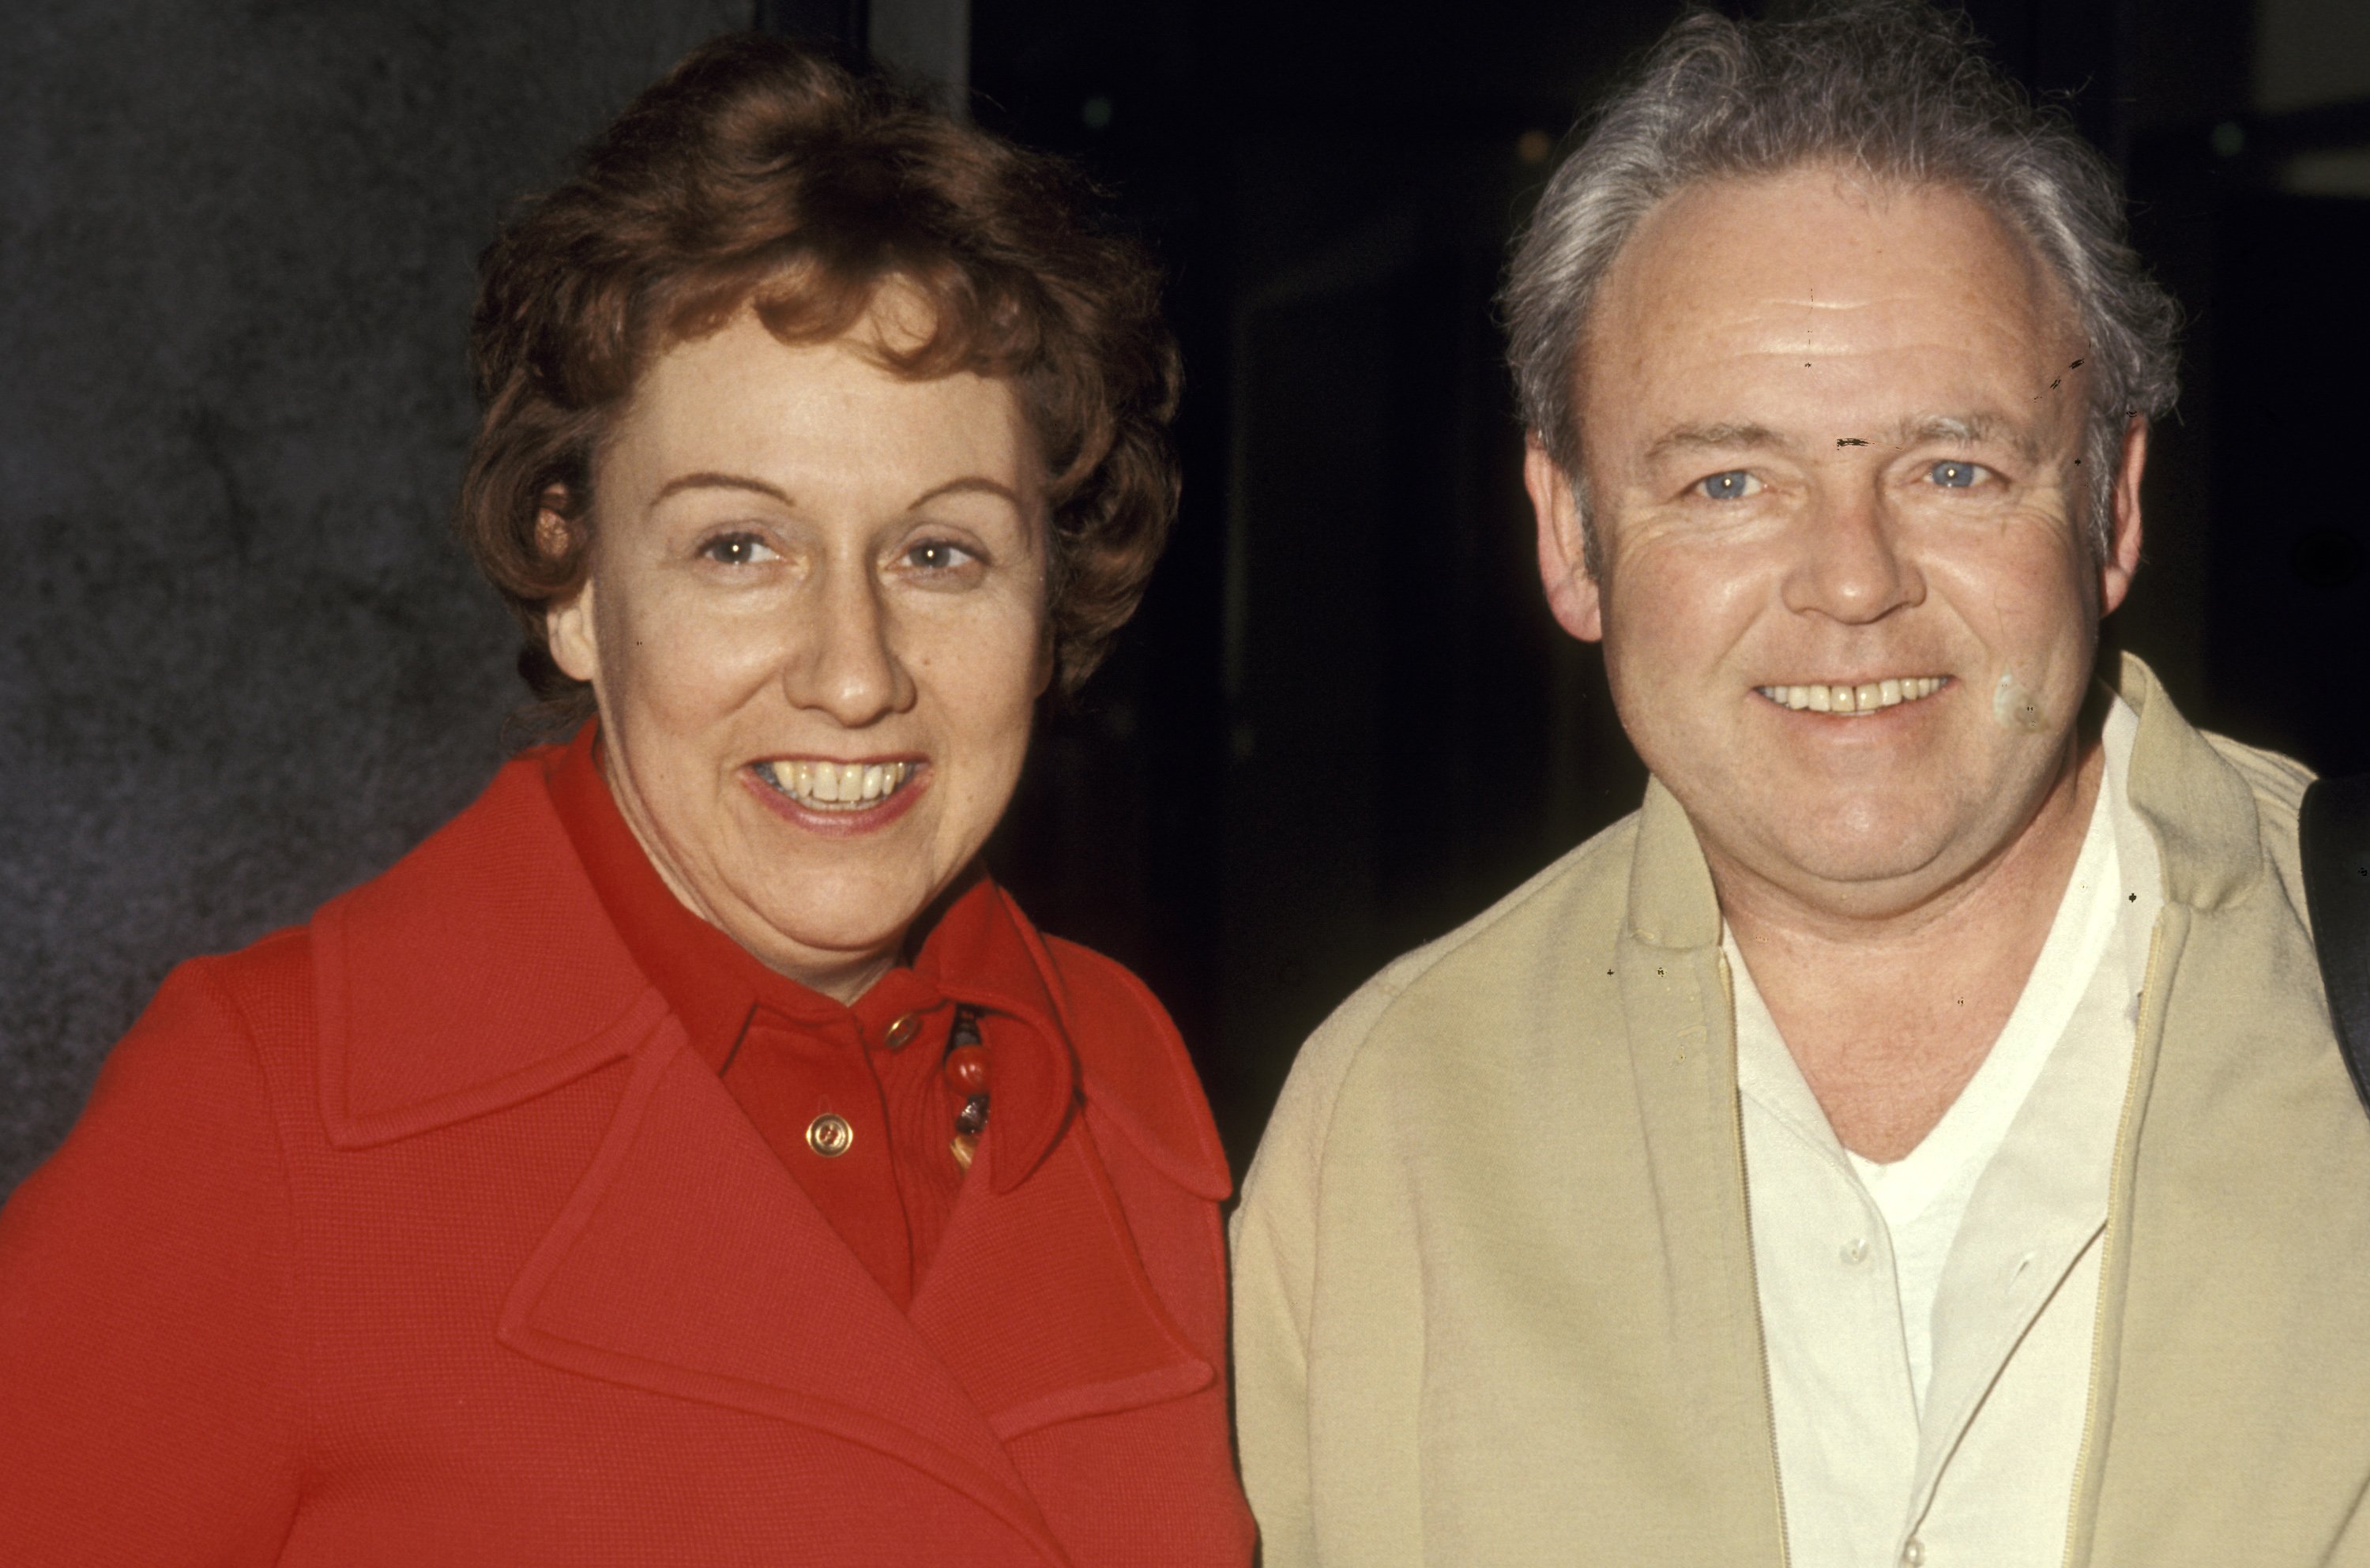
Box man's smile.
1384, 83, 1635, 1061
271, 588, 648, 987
1753, 675, 1951, 713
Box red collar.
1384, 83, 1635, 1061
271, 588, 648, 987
305, 743, 1220, 1198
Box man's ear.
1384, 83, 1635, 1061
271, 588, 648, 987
1526, 438, 1604, 643
2098, 416, 2146, 618
539, 500, 600, 684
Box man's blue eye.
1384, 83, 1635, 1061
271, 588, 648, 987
1700, 471, 1754, 500
1930, 461, 1982, 488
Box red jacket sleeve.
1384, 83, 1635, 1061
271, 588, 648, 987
0, 957, 304, 1563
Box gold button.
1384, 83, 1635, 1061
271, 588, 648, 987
805, 1113, 854, 1158
884, 1012, 921, 1051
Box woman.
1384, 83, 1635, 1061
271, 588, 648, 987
0, 36, 1251, 1566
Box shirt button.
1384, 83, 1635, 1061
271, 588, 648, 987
1842, 1237, 1870, 1265
884, 1012, 921, 1051
805, 1113, 855, 1157
1901, 1537, 1927, 1566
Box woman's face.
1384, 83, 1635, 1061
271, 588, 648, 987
547, 303, 1050, 1000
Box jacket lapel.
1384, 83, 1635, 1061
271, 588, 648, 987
1616, 779, 1792, 1551
311, 755, 660, 1150
2078, 658, 2370, 1562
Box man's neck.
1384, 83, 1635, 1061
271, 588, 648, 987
1714, 736, 2108, 1163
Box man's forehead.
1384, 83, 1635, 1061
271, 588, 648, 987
1595, 167, 2063, 333
1575, 170, 2079, 453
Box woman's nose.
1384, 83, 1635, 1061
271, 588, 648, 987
781, 566, 916, 726
1781, 483, 1924, 624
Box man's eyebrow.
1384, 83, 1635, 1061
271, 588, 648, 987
652, 472, 792, 506
1642, 422, 1790, 464
1891, 412, 2049, 460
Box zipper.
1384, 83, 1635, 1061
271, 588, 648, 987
1720, 947, 1794, 1568
2057, 912, 2171, 1568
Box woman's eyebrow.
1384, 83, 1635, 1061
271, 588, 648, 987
652, 471, 792, 505
910, 476, 1026, 510
649, 474, 1025, 510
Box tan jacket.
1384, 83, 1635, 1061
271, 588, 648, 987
1233, 656, 2370, 1566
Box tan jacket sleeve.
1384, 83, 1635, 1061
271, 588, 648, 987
1232, 954, 1431, 1568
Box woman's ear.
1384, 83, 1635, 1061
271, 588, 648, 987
538, 494, 600, 683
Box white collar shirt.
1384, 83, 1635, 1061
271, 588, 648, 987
1729, 695, 2162, 1568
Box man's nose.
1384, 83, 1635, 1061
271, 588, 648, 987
781, 562, 916, 727
1781, 481, 1923, 623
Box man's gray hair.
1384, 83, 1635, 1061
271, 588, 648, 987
1503, 1, 2180, 562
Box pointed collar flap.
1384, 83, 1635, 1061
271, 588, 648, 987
313, 753, 667, 1149
928, 883, 1232, 1201
916, 882, 1078, 1194
1627, 775, 1725, 953
2113, 652, 2267, 912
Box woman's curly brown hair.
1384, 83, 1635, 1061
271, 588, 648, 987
459, 34, 1181, 726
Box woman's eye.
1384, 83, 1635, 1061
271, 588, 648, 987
698, 532, 775, 566
1928, 460, 1988, 489
1698, 471, 1760, 501
903, 540, 980, 573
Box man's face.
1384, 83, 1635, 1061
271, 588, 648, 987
1528, 166, 2142, 919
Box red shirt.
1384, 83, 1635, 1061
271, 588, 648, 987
545, 722, 1059, 1310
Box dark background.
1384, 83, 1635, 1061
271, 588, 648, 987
5, 0, 2367, 1192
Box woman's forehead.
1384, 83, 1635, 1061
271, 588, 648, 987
605, 314, 1035, 506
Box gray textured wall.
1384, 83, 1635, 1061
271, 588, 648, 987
0, 2, 747, 1193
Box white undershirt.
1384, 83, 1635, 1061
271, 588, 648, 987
1729, 696, 2161, 1568
1840, 776, 2123, 1413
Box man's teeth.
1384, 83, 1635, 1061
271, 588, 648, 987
759, 760, 916, 807
1757, 676, 1948, 713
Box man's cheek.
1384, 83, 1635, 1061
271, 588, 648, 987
1992, 670, 2047, 733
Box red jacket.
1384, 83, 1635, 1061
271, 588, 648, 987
0, 754, 1255, 1566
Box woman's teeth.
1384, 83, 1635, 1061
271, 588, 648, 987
758, 759, 915, 808
1756, 676, 1947, 714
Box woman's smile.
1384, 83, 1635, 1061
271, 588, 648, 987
745, 756, 931, 837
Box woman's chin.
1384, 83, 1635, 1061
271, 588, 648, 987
720, 878, 939, 980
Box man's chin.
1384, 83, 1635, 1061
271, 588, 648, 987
1712, 814, 1972, 913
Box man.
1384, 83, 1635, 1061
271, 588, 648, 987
1231, 5, 2370, 1566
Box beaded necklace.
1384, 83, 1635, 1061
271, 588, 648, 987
944, 1005, 991, 1169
